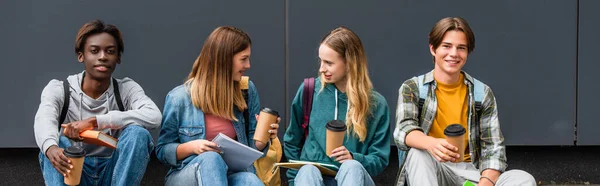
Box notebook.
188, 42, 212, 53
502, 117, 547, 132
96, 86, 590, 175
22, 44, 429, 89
212, 133, 264, 172
274, 160, 339, 176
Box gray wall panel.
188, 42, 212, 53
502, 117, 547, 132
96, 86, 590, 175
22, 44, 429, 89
288, 0, 576, 145
0, 0, 583, 147
0, 0, 284, 147
577, 0, 600, 145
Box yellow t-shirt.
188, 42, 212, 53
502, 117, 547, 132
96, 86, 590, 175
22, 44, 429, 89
429, 74, 471, 162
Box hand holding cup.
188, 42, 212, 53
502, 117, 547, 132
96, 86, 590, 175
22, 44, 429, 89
63, 146, 86, 186
326, 120, 347, 157
330, 146, 353, 163
45, 145, 72, 177
255, 114, 280, 139
426, 138, 459, 162
254, 107, 280, 144
444, 124, 467, 163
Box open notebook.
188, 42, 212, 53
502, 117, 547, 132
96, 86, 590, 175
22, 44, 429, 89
212, 133, 264, 172
275, 160, 339, 176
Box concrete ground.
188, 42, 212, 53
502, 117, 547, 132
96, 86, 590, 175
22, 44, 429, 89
1, 146, 598, 185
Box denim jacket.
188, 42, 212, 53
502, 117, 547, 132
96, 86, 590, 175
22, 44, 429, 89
156, 80, 269, 176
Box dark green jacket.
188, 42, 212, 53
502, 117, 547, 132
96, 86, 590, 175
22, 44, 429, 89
283, 77, 391, 185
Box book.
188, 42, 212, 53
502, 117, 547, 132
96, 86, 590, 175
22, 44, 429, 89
79, 130, 118, 149
274, 160, 339, 176
63, 129, 118, 148
212, 133, 264, 172
463, 180, 476, 186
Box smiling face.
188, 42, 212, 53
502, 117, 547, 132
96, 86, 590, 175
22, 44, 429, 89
431, 30, 468, 79
232, 46, 251, 81
318, 44, 347, 85
78, 32, 120, 80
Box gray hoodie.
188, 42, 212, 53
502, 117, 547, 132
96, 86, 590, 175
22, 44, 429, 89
34, 71, 162, 157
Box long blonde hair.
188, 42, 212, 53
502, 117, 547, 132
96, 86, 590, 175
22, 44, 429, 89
185, 26, 251, 121
320, 27, 373, 142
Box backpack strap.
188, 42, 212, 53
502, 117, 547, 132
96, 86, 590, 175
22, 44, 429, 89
301, 77, 315, 146
240, 77, 251, 134
242, 90, 250, 134
472, 78, 485, 118
112, 78, 125, 112
417, 75, 485, 117
417, 75, 428, 117
470, 78, 485, 164
59, 80, 71, 125
58, 77, 124, 130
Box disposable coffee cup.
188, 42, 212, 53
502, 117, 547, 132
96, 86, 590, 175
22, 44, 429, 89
326, 120, 347, 156
254, 107, 279, 144
63, 146, 86, 186
444, 124, 466, 163
240, 76, 249, 90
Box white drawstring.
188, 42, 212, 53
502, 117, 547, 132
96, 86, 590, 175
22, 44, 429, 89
335, 89, 338, 120
75, 92, 84, 147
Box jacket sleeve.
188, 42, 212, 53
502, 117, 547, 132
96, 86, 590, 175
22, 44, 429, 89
350, 94, 391, 176
283, 83, 305, 161
478, 87, 507, 172
34, 80, 64, 155
96, 78, 162, 130
246, 81, 270, 155
155, 89, 182, 167
393, 78, 424, 150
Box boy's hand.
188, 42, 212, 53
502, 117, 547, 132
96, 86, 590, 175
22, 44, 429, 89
62, 117, 96, 140
45, 145, 72, 177
426, 138, 459, 162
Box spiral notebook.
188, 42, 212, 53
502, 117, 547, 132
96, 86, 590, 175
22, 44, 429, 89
212, 133, 264, 172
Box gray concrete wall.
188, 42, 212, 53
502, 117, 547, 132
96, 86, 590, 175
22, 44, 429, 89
287, 0, 577, 146
0, 0, 284, 147
0, 0, 588, 147
577, 0, 600, 145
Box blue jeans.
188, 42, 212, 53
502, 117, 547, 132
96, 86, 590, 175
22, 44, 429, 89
165, 151, 263, 186
38, 125, 154, 186
294, 160, 375, 186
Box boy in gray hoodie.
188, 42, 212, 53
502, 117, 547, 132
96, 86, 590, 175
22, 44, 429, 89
34, 20, 162, 186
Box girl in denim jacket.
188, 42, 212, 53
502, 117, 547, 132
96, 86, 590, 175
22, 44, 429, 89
156, 26, 279, 186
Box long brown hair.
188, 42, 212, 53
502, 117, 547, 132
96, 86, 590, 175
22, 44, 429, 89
186, 26, 251, 121
320, 27, 373, 142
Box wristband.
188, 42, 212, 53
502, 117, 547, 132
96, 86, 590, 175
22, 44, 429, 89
480, 176, 496, 185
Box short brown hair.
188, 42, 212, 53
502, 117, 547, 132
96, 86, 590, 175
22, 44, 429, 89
429, 17, 475, 53
186, 26, 251, 121
74, 20, 124, 56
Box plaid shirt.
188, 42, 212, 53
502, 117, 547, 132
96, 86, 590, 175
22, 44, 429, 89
394, 71, 507, 185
